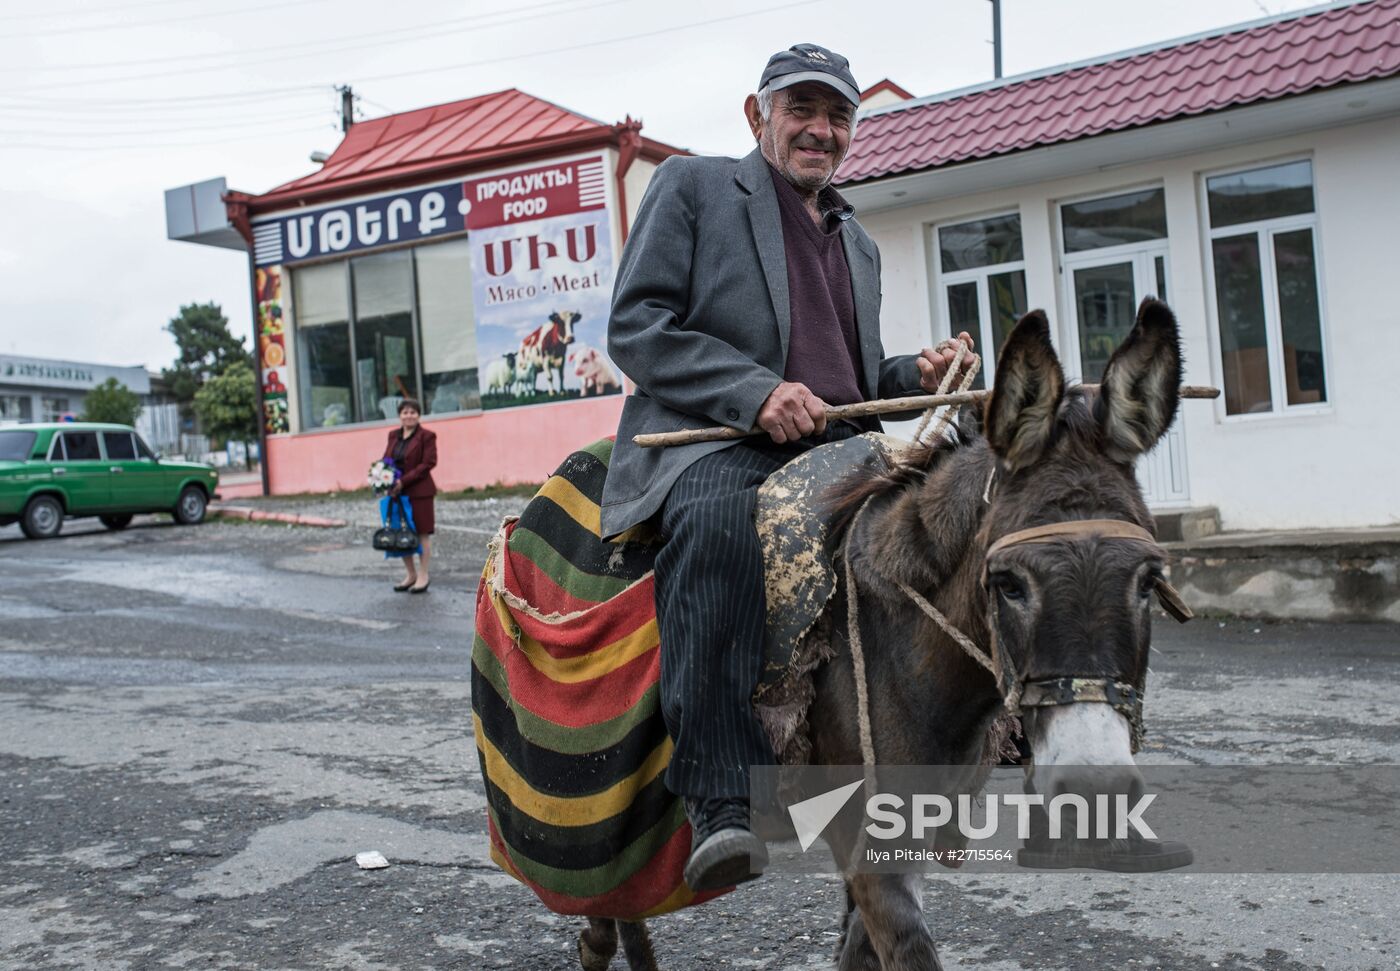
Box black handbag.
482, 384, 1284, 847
373, 496, 420, 554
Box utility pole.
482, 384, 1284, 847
337, 85, 356, 132
990, 0, 1003, 79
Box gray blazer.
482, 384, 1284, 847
600, 147, 923, 539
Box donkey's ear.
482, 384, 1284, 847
985, 310, 1064, 471
1097, 297, 1183, 463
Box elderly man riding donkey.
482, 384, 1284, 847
473, 42, 1195, 971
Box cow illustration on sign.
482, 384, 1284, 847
517, 311, 580, 395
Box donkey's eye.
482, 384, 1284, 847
1138, 571, 1161, 601
991, 573, 1027, 603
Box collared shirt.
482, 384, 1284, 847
392, 428, 415, 465
767, 162, 865, 408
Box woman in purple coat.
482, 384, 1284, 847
383, 399, 437, 593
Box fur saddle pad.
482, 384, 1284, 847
471, 435, 895, 920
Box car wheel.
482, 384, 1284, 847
21, 495, 64, 539
100, 514, 134, 531
174, 486, 207, 525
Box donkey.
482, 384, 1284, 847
577, 298, 1184, 970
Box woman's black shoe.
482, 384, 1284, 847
393, 580, 415, 592
410, 580, 432, 594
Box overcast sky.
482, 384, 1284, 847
0, 0, 1328, 372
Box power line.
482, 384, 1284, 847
4, 0, 627, 93
0, 109, 334, 138
0, 0, 255, 21
0, 105, 328, 127
0, 121, 339, 152
0, 84, 326, 110
343, 0, 826, 88
0, 0, 824, 126
358, 96, 398, 117
2, 0, 335, 37
0, 0, 619, 74
0, 89, 330, 119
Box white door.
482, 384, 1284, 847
1063, 247, 1190, 506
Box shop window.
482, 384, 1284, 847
415, 238, 480, 415
931, 213, 1028, 388
42, 396, 70, 422
290, 237, 479, 430
1205, 159, 1327, 416
352, 250, 419, 422
294, 262, 355, 428
1061, 188, 1167, 253
0, 394, 32, 422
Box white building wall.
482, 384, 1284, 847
856, 114, 1400, 531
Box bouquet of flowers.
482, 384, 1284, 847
368, 458, 400, 494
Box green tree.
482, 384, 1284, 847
81, 378, 143, 426
162, 302, 251, 414
193, 360, 259, 466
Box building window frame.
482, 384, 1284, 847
289, 231, 480, 433
41, 396, 71, 423
1198, 155, 1331, 423
0, 393, 33, 423
1052, 182, 1172, 387
927, 209, 1028, 388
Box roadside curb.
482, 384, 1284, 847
210, 505, 348, 529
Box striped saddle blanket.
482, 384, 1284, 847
471, 435, 894, 919
471, 438, 727, 920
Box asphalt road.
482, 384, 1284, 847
2, 504, 1398, 971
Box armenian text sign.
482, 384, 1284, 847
252, 181, 467, 267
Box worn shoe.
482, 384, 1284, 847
683, 798, 768, 892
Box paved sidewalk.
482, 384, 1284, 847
1167, 525, 1400, 624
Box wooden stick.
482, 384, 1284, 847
633, 385, 1220, 448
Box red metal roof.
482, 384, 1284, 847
838, 0, 1400, 185
859, 78, 915, 102
251, 89, 613, 208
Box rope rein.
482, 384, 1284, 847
893, 579, 997, 677
910, 340, 981, 446
842, 506, 879, 768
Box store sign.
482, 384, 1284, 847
463, 157, 606, 230
0, 355, 149, 393
252, 181, 467, 267
465, 155, 622, 410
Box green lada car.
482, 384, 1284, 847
0, 423, 221, 539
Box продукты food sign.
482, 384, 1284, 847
250, 156, 607, 267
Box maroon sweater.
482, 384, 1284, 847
768, 164, 865, 407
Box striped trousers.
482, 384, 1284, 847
653, 427, 858, 799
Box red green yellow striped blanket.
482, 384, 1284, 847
471, 438, 728, 919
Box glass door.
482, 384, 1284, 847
1064, 246, 1188, 506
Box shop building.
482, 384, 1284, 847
837, 0, 1400, 531
0, 354, 152, 425
168, 89, 683, 494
